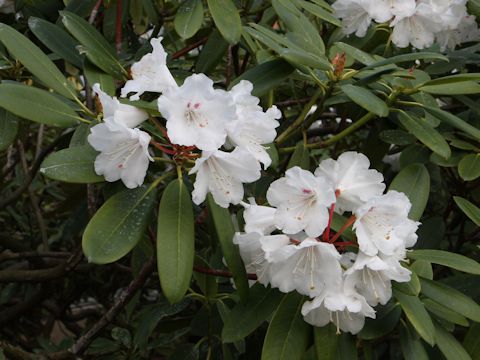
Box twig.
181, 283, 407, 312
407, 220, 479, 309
193, 266, 257, 281
115, 0, 122, 55
0, 250, 71, 262
226, 45, 233, 87
88, 0, 103, 24
171, 37, 208, 60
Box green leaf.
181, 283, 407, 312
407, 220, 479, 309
341, 84, 389, 117
28, 17, 83, 68
0, 109, 18, 151
207, 194, 249, 301
408, 250, 480, 275
393, 271, 421, 296
60, 11, 126, 79
82, 185, 157, 264
422, 73, 480, 85
435, 323, 472, 360
394, 290, 435, 346
174, 0, 204, 39
379, 129, 415, 145
423, 106, 480, 141
389, 163, 430, 221
222, 284, 283, 343
362, 52, 448, 71
399, 322, 429, 360
419, 81, 480, 95
359, 303, 401, 340
230, 59, 294, 97
261, 293, 310, 360
334, 42, 377, 66
207, 0, 242, 44
463, 322, 480, 360
280, 48, 331, 71
296, 0, 342, 26
398, 112, 451, 159
454, 196, 480, 226
0, 83, 79, 127
459, 154, 480, 181
420, 278, 480, 322
0, 23, 77, 100
40, 145, 103, 183
195, 29, 229, 74
84, 63, 116, 96
313, 324, 338, 360
287, 142, 310, 170
157, 179, 195, 304
424, 299, 469, 326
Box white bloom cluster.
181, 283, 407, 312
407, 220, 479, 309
234, 152, 420, 334
88, 37, 281, 199
332, 0, 480, 50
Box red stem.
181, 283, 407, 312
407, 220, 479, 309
329, 215, 356, 243
323, 202, 335, 242
88, 0, 103, 24
172, 37, 208, 59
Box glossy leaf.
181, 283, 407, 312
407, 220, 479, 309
362, 52, 448, 71
454, 196, 480, 226
424, 106, 480, 141
394, 290, 435, 346
261, 293, 309, 360
398, 112, 451, 159
399, 322, 429, 360
40, 145, 103, 183
424, 299, 469, 326
296, 0, 342, 26
207, 0, 242, 44
157, 179, 195, 304
458, 154, 480, 181
222, 284, 283, 343
420, 278, 480, 322
0, 23, 77, 100
419, 81, 480, 95
0, 83, 79, 127
82, 185, 157, 264
389, 163, 430, 221
0, 109, 18, 151
408, 249, 480, 275
207, 194, 249, 301
435, 323, 472, 360
174, 0, 204, 39
341, 84, 389, 117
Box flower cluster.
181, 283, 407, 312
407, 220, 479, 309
234, 152, 420, 334
332, 0, 480, 50
88, 37, 281, 208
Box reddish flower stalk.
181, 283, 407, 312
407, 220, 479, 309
329, 215, 356, 243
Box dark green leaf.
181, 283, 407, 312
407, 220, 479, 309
82, 185, 157, 264
454, 196, 480, 226
280, 48, 331, 71
435, 322, 472, 360
313, 324, 338, 360
459, 154, 480, 181
424, 106, 480, 141
174, 0, 204, 39
424, 299, 469, 326
0, 109, 18, 151
261, 293, 310, 360
393, 271, 421, 296
207, 194, 249, 301
399, 322, 429, 360
40, 145, 103, 183
463, 322, 480, 360
157, 179, 195, 304
363, 52, 448, 71
84, 63, 116, 96
420, 81, 480, 95
207, 0, 242, 44
296, 0, 342, 26
379, 129, 415, 145
0, 83, 79, 127
359, 303, 402, 340
195, 29, 229, 73
287, 142, 310, 170
389, 163, 430, 221
334, 42, 377, 66
341, 84, 389, 117
408, 249, 480, 275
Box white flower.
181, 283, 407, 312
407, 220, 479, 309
88, 120, 153, 189
367, 0, 416, 23
315, 152, 385, 214
158, 74, 236, 151
121, 37, 177, 100
353, 191, 420, 256
93, 84, 148, 128
267, 167, 336, 237
345, 251, 411, 306
226, 81, 281, 168
242, 198, 277, 235
436, 15, 480, 50
0, 0, 14, 13
189, 148, 261, 208
261, 237, 343, 297
301, 282, 376, 334
332, 0, 374, 37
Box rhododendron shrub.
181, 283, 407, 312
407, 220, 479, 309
1, 0, 480, 359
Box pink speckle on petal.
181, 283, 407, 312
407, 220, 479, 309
194, 103, 200, 109
302, 188, 312, 194
118, 164, 123, 169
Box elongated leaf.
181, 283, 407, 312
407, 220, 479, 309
422, 73, 480, 85
424, 106, 480, 141
84, 63, 116, 96
40, 145, 103, 183
174, 0, 204, 39
82, 186, 157, 264
280, 48, 331, 71
463, 322, 480, 360
411, 260, 433, 280
207, 194, 249, 301
0, 23, 77, 100
454, 196, 480, 226
28, 17, 83, 68
398, 112, 451, 159
435, 323, 472, 360
0, 109, 18, 151
408, 250, 480, 275
261, 293, 310, 360
0, 83, 79, 127
393, 271, 421, 296
420, 278, 480, 322
394, 290, 435, 346
363, 52, 448, 71
287, 142, 310, 170
359, 303, 402, 340
424, 299, 469, 326
399, 322, 429, 360
222, 284, 283, 343
207, 0, 242, 44
389, 163, 430, 221
341, 84, 389, 117
157, 179, 195, 304
195, 29, 229, 74
334, 42, 377, 65
314, 324, 338, 360
459, 154, 480, 181
230, 59, 294, 97
296, 0, 342, 26
420, 81, 480, 95
60, 11, 126, 79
